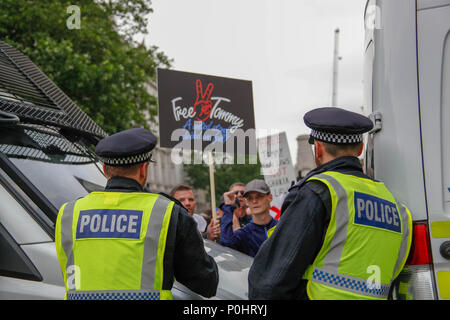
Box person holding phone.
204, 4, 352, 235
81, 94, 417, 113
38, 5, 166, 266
228, 182, 252, 230
219, 180, 277, 257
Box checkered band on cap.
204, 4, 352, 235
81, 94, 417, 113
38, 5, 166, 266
99, 150, 153, 166
311, 129, 363, 144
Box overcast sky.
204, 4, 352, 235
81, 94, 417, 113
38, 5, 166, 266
144, 0, 367, 164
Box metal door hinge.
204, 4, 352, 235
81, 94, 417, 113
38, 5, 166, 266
369, 111, 382, 133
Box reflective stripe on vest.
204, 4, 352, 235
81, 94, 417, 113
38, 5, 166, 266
57, 193, 174, 300
67, 289, 161, 300
311, 267, 391, 298
141, 195, 171, 290
60, 201, 75, 282
302, 172, 412, 300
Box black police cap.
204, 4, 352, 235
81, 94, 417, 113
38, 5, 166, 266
95, 128, 157, 166
304, 107, 373, 145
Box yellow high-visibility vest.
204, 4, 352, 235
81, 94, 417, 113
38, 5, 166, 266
302, 171, 412, 300
266, 225, 276, 238
55, 191, 174, 300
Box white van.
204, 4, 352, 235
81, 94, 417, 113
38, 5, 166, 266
364, 0, 450, 300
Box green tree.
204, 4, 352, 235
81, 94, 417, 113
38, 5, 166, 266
184, 154, 264, 204
0, 0, 171, 134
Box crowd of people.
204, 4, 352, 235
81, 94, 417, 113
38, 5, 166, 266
169, 179, 278, 258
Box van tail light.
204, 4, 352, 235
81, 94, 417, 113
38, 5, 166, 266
392, 221, 437, 300
407, 222, 432, 265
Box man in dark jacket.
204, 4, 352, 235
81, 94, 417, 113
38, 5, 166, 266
248, 107, 399, 299
104, 173, 219, 298
248, 156, 363, 299
56, 128, 218, 300
220, 179, 277, 257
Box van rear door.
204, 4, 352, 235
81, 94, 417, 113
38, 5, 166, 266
416, 0, 450, 300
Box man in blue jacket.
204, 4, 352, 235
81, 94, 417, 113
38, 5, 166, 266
220, 179, 277, 257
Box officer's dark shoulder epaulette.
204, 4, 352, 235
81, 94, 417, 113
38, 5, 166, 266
158, 192, 188, 213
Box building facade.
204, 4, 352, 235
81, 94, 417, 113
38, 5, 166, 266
295, 134, 315, 180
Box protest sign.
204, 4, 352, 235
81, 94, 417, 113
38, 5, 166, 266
157, 68, 256, 157
258, 132, 296, 198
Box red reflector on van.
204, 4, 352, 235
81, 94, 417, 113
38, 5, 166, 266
407, 222, 432, 265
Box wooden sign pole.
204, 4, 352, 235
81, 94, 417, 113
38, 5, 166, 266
208, 152, 217, 221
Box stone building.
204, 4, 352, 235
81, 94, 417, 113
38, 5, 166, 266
295, 134, 315, 180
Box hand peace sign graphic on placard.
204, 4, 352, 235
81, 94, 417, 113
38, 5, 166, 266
193, 79, 214, 122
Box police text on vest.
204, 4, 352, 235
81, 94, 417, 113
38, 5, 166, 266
354, 192, 401, 233
76, 209, 143, 239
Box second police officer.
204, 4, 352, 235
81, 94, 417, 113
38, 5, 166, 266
55, 128, 219, 300
248, 107, 413, 300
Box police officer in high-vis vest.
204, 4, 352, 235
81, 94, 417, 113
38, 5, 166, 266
55, 128, 219, 300
248, 107, 412, 300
